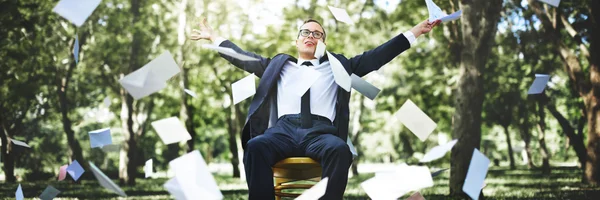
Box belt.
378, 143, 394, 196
280, 114, 332, 125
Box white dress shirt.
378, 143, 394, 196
213, 31, 416, 122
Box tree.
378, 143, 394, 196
450, 0, 503, 197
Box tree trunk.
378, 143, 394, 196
0, 120, 16, 182
227, 103, 241, 178
536, 99, 551, 175
546, 100, 587, 169
584, 0, 600, 185
350, 95, 365, 176
56, 35, 90, 174
119, 0, 143, 185
517, 103, 535, 168
449, 0, 503, 197
503, 125, 516, 169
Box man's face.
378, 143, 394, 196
296, 22, 325, 57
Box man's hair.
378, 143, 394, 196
299, 19, 326, 41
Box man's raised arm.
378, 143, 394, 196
190, 18, 270, 77
348, 19, 441, 77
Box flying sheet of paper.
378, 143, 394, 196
52, 0, 102, 27
103, 96, 111, 107
184, 89, 198, 98
406, 192, 425, 200
527, 74, 551, 94
67, 160, 85, 181
314, 40, 326, 59
295, 177, 329, 200
10, 139, 31, 148
350, 74, 381, 100
151, 117, 192, 145
89, 162, 127, 197
58, 165, 68, 181
169, 150, 223, 200
120, 51, 180, 100
347, 136, 358, 159
538, 0, 560, 7
16, 184, 24, 200
420, 139, 458, 163
74, 34, 79, 64
89, 128, 112, 148
232, 73, 257, 105
164, 177, 188, 200
145, 159, 153, 178
202, 44, 260, 61
396, 99, 437, 141
326, 51, 351, 92
425, 0, 462, 22
328, 6, 354, 24
462, 149, 490, 200
39, 185, 60, 200
286, 66, 322, 97
363, 165, 433, 199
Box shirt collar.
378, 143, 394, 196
297, 58, 320, 66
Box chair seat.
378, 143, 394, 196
273, 157, 322, 200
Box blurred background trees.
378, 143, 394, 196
1, 0, 598, 198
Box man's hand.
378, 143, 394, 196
190, 18, 217, 41
410, 19, 442, 38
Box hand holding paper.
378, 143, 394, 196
425, 0, 462, 22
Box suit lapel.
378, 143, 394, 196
248, 54, 295, 116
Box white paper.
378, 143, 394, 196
39, 185, 60, 200
295, 177, 329, 200
103, 96, 111, 107
145, 159, 153, 178
396, 99, 437, 141
164, 177, 188, 200
52, 0, 102, 27
16, 184, 24, 200
328, 6, 354, 24
462, 149, 490, 200
10, 139, 31, 148
425, 0, 462, 22
286, 65, 322, 97
202, 44, 260, 61
314, 40, 326, 59
347, 136, 358, 159
326, 51, 351, 92
67, 160, 85, 181
350, 74, 381, 100
538, 0, 560, 7
363, 165, 433, 199
120, 51, 180, 100
74, 34, 79, 64
169, 150, 223, 200
420, 139, 458, 163
184, 89, 198, 98
151, 117, 192, 145
232, 74, 257, 105
89, 162, 127, 197
527, 74, 551, 94
89, 128, 112, 148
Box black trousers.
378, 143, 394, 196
243, 114, 352, 200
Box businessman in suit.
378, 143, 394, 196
191, 18, 440, 200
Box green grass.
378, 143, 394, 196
1, 166, 599, 199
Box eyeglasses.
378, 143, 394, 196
298, 29, 325, 39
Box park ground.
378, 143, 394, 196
2, 163, 600, 199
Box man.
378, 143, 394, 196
191, 18, 440, 199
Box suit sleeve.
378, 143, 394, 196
218, 40, 270, 78
348, 33, 411, 77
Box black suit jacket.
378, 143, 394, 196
217, 33, 412, 150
